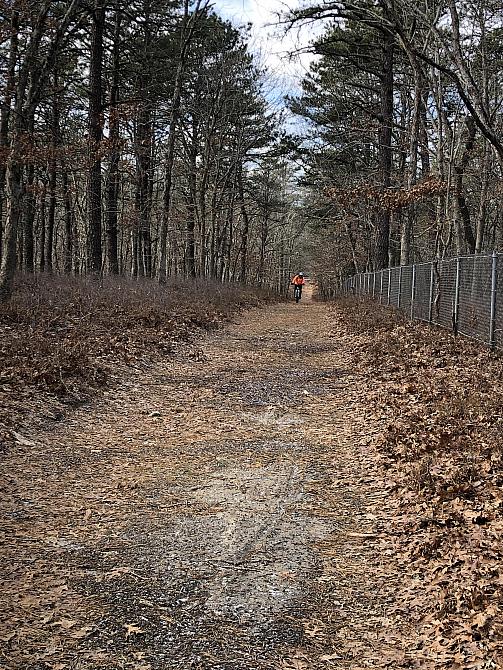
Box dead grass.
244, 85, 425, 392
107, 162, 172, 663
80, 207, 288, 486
0, 273, 277, 445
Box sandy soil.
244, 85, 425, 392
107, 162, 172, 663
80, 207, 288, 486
1, 295, 398, 669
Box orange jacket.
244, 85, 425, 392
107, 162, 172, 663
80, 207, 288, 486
292, 275, 305, 286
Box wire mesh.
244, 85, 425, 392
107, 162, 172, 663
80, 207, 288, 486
400, 266, 413, 314
432, 259, 456, 331
385, 269, 391, 305
340, 252, 502, 351
457, 256, 492, 341
494, 257, 503, 349
389, 267, 399, 306
379, 270, 387, 304
414, 263, 432, 322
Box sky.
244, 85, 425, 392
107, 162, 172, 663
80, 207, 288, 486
215, 0, 321, 107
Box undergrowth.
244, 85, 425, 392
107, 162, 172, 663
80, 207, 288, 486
0, 274, 277, 444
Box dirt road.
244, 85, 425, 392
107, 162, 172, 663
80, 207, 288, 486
2, 297, 398, 669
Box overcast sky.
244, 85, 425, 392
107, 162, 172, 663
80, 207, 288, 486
215, 0, 320, 106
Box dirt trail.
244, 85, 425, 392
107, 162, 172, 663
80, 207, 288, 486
1, 299, 398, 669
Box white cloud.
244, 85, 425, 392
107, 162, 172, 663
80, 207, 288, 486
215, 0, 322, 101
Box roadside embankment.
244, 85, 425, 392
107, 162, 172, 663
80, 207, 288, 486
334, 296, 503, 668
0, 274, 277, 449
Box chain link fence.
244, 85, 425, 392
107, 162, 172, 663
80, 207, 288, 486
340, 252, 502, 349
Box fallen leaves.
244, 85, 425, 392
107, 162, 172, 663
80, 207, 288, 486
1, 298, 393, 669
5, 291, 501, 669
124, 623, 145, 639
303, 621, 325, 640
279, 658, 310, 670
336, 297, 503, 667
318, 652, 343, 662
70, 626, 93, 639
50, 619, 77, 630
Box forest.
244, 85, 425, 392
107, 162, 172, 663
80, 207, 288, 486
287, 0, 503, 292
0, 0, 308, 303
1, 0, 502, 301
2, 2, 503, 669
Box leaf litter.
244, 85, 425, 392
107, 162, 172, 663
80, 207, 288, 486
2, 290, 502, 668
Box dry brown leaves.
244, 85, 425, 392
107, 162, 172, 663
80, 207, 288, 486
335, 296, 503, 668
0, 274, 276, 448
327, 176, 446, 213
4, 286, 502, 668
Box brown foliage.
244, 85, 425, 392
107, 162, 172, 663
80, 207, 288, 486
0, 274, 276, 445
327, 176, 447, 212
336, 296, 503, 667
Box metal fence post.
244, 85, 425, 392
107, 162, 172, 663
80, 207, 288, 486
372, 272, 376, 299
489, 251, 498, 349
397, 266, 403, 309
411, 264, 416, 320
387, 268, 391, 305
453, 257, 461, 335
379, 270, 384, 304
428, 263, 434, 323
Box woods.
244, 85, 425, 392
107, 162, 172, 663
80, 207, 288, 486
2, 3, 503, 668
2, 0, 500, 301
0, 1, 307, 303
286, 0, 503, 290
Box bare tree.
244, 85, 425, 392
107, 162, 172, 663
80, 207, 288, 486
0, 1, 82, 302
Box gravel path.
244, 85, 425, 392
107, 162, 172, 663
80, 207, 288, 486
1, 297, 397, 669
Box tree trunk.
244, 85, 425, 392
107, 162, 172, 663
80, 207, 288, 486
453, 117, 476, 254
0, 10, 19, 267
39, 182, 47, 272
475, 141, 490, 253
46, 73, 59, 273
158, 68, 185, 280
185, 124, 198, 279
135, 105, 153, 278
87, 3, 105, 274
62, 169, 73, 272
0, 161, 22, 300
237, 169, 249, 282
105, 2, 121, 274
23, 165, 36, 273
375, 30, 394, 269
400, 74, 421, 266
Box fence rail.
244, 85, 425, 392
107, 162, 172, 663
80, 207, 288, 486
340, 252, 502, 350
